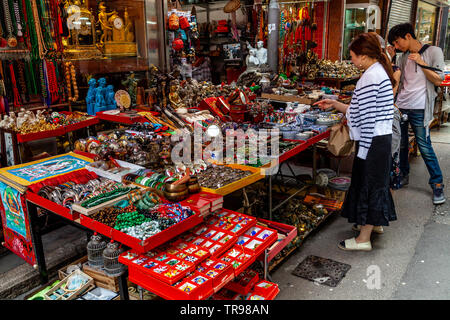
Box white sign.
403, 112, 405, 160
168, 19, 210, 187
367, 5, 381, 30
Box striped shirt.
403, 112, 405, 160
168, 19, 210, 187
346, 62, 394, 160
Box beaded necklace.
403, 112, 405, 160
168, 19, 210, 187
39, 61, 47, 100
2, 0, 17, 47
48, 0, 62, 52
64, 61, 78, 102
8, 62, 22, 108
30, 0, 47, 59
0, 63, 5, 97
38, 0, 53, 51
12, 0, 23, 37
25, 60, 38, 95
45, 58, 58, 104
20, 0, 30, 50
55, 60, 64, 101
16, 60, 27, 102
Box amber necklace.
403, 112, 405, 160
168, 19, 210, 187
30, 0, 47, 59
64, 61, 78, 102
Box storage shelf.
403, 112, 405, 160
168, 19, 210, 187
71, 57, 150, 75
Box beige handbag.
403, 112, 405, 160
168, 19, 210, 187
327, 120, 355, 157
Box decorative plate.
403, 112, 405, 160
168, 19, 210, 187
115, 90, 131, 109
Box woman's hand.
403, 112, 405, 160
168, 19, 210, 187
314, 99, 336, 110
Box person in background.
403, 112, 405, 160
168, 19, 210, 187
314, 33, 397, 251
388, 23, 445, 205
385, 44, 402, 189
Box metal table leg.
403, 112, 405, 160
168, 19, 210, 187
118, 269, 129, 300
312, 145, 317, 181
261, 249, 273, 282
26, 201, 48, 284
268, 174, 272, 221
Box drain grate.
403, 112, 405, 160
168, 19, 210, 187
291, 255, 351, 287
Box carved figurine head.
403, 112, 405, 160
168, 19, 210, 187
88, 78, 97, 87
98, 77, 107, 87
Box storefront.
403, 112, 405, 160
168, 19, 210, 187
415, 0, 439, 44
341, 0, 384, 60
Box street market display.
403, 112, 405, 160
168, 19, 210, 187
0, 0, 370, 302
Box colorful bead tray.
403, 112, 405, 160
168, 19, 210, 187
120, 209, 278, 300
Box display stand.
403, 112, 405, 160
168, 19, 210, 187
96, 111, 148, 125
431, 82, 450, 130
313, 76, 359, 89
265, 129, 331, 221
0, 117, 99, 166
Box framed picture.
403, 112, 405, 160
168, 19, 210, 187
4, 132, 18, 167
223, 43, 242, 60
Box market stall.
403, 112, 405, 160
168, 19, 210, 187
0, 0, 360, 301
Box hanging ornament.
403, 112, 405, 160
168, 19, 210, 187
172, 38, 184, 51
12, 0, 23, 37
169, 12, 180, 31
2, 0, 17, 47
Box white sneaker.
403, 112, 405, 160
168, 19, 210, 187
352, 224, 384, 234
338, 237, 372, 251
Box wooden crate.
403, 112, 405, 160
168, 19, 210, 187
58, 256, 88, 280
82, 262, 120, 292
44, 270, 95, 300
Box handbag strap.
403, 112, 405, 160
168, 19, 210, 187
393, 103, 403, 117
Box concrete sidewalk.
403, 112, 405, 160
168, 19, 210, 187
272, 123, 450, 300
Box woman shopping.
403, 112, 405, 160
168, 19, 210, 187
314, 32, 397, 251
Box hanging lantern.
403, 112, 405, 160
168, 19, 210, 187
172, 38, 184, 51
87, 233, 106, 268
103, 240, 123, 277
169, 12, 180, 30
179, 16, 190, 30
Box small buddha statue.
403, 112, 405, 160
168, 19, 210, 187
168, 84, 185, 109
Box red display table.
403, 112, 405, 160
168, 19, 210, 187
96, 111, 148, 125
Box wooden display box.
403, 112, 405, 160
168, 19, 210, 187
82, 262, 120, 292
58, 256, 88, 280
58, 256, 119, 292
44, 270, 95, 300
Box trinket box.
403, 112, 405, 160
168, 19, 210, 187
199, 259, 234, 290
44, 270, 94, 300
182, 272, 214, 299
224, 269, 259, 295
220, 246, 255, 276
247, 280, 280, 300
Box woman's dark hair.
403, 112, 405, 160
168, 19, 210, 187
349, 32, 396, 88
387, 23, 416, 45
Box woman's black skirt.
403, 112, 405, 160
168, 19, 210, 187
341, 134, 397, 226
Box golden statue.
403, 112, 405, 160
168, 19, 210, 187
63, 0, 102, 60
98, 2, 116, 46
99, 3, 137, 57
168, 84, 185, 109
